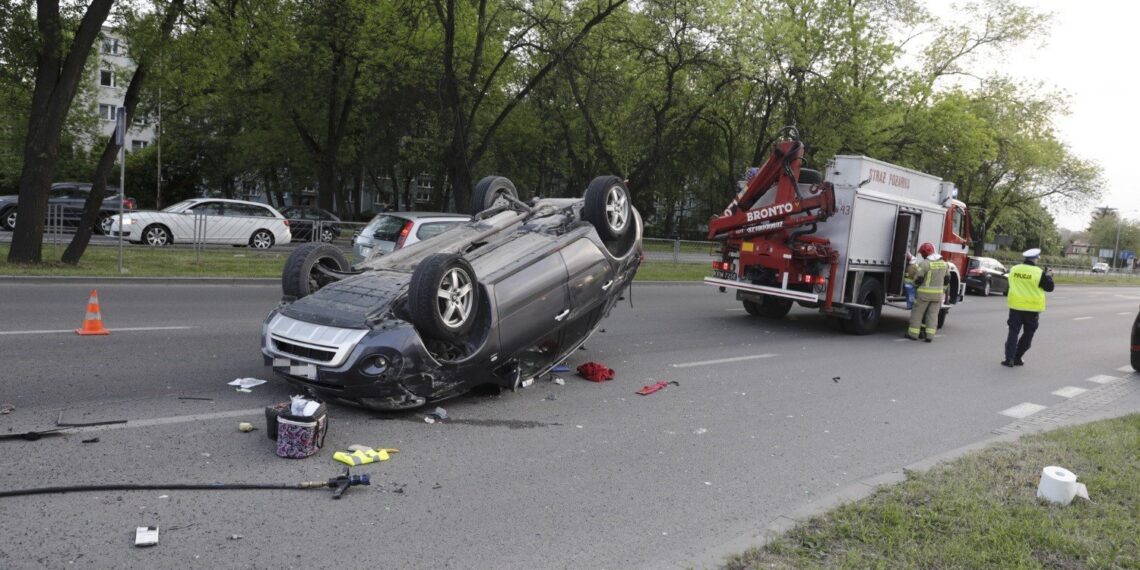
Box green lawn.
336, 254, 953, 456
0, 243, 287, 277
724, 414, 1140, 569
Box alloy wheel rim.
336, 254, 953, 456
253, 232, 271, 248
436, 267, 473, 329
146, 227, 166, 245
605, 186, 628, 232
6, 211, 16, 228
100, 217, 113, 234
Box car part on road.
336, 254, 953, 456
0, 467, 370, 499
0, 428, 67, 442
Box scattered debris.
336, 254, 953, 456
200, 453, 211, 458
425, 407, 449, 423
134, 526, 159, 547
238, 422, 256, 433
334, 446, 398, 466
81, 437, 100, 444
229, 535, 243, 541
552, 377, 565, 386
432, 483, 442, 490
177, 396, 213, 401
1037, 465, 1091, 505
158, 495, 169, 499
693, 428, 708, 435
0, 404, 14, 414
832, 376, 840, 383
599, 328, 607, 333
577, 362, 615, 382
0, 428, 66, 442
552, 364, 571, 373
521, 378, 535, 388
228, 378, 267, 390
56, 412, 127, 427
636, 380, 680, 396
578, 346, 587, 351
544, 394, 558, 401
236, 388, 252, 393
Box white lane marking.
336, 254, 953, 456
59, 408, 263, 435
671, 354, 777, 368
1086, 374, 1120, 385
0, 326, 196, 336
1052, 386, 1088, 398
1000, 402, 1047, 419
725, 308, 747, 312
1118, 312, 1132, 316
1072, 317, 1093, 321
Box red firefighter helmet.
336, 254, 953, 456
918, 242, 936, 257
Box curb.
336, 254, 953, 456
674, 403, 1139, 570
0, 275, 279, 286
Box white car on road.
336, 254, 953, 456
110, 198, 292, 249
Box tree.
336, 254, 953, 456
8, 0, 114, 264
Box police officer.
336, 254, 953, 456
906, 242, 948, 342
1002, 248, 1055, 367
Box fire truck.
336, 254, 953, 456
705, 129, 972, 334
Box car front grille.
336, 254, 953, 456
264, 313, 369, 367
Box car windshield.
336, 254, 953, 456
162, 200, 199, 213
968, 259, 981, 269
367, 215, 409, 242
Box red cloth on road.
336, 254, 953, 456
576, 362, 614, 382
636, 381, 669, 395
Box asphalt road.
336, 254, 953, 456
0, 281, 1137, 569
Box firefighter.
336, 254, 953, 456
906, 242, 948, 342
1001, 248, 1055, 367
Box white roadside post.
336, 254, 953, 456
115, 108, 126, 273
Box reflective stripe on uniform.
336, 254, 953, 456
917, 260, 948, 295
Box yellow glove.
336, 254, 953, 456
333, 447, 399, 466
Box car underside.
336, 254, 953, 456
261, 175, 642, 410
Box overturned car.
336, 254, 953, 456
261, 175, 642, 410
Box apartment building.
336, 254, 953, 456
94, 26, 154, 152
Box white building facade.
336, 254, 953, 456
94, 27, 154, 152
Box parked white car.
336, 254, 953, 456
352, 211, 471, 259
110, 198, 292, 249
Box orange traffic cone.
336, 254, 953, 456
75, 289, 110, 336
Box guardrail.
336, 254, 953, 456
641, 237, 718, 264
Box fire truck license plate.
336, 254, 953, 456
713, 270, 738, 281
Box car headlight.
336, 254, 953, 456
120, 216, 135, 225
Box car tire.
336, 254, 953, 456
142, 224, 171, 246
282, 243, 349, 299
408, 253, 480, 342
250, 229, 275, 249
937, 307, 948, 329
844, 278, 883, 335
471, 176, 518, 215
1, 207, 16, 230
983, 279, 991, 296
96, 213, 113, 235
583, 175, 632, 244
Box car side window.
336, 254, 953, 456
187, 202, 223, 216
416, 222, 459, 240
50, 188, 74, 199
227, 203, 273, 218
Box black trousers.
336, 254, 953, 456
1005, 309, 1040, 362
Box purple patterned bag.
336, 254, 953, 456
274, 411, 327, 459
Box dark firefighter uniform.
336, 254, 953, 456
1002, 248, 1055, 367
906, 256, 948, 342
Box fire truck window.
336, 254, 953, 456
952, 207, 965, 238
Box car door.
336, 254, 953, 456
222, 203, 269, 244
47, 186, 79, 227
993, 261, 1009, 293
557, 238, 615, 351
494, 252, 571, 379
179, 201, 224, 243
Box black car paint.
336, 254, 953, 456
281, 206, 341, 242
0, 182, 132, 231
965, 257, 1009, 295
262, 203, 641, 410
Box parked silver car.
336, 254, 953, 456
352, 212, 471, 259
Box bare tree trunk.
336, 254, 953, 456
62, 0, 184, 265
8, 0, 115, 264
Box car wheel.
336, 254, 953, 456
471, 176, 519, 215
583, 175, 631, 243
319, 226, 337, 243
983, 279, 991, 296
844, 278, 883, 335
282, 243, 349, 299
142, 224, 170, 246
408, 253, 481, 342
96, 213, 113, 235
250, 229, 275, 249
1, 207, 16, 230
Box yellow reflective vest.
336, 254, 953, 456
1007, 263, 1046, 312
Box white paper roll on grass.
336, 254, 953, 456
1037, 465, 1089, 505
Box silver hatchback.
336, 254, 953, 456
353, 212, 471, 260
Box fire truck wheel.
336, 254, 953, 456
798, 168, 823, 185
937, 307, 948, 329
743, 299, 761, 316
760, 296, 793, 318
844, 279, 883, 335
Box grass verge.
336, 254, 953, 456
636, 261, 710, 281
724, 414, 1140, 569
0, 243, 287, 277
1053, 274, 1140, 286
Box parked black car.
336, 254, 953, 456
1132, 307, 1140, 371
0, 182, 136, 235
965, 256, 1009, 296
261, 175, 641, 410
280, 206, 342, 243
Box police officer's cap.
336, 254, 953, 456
1022, 248, 1041, 259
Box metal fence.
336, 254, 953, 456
641, 237, 719, 264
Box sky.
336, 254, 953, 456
924, 0, 1138, 232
